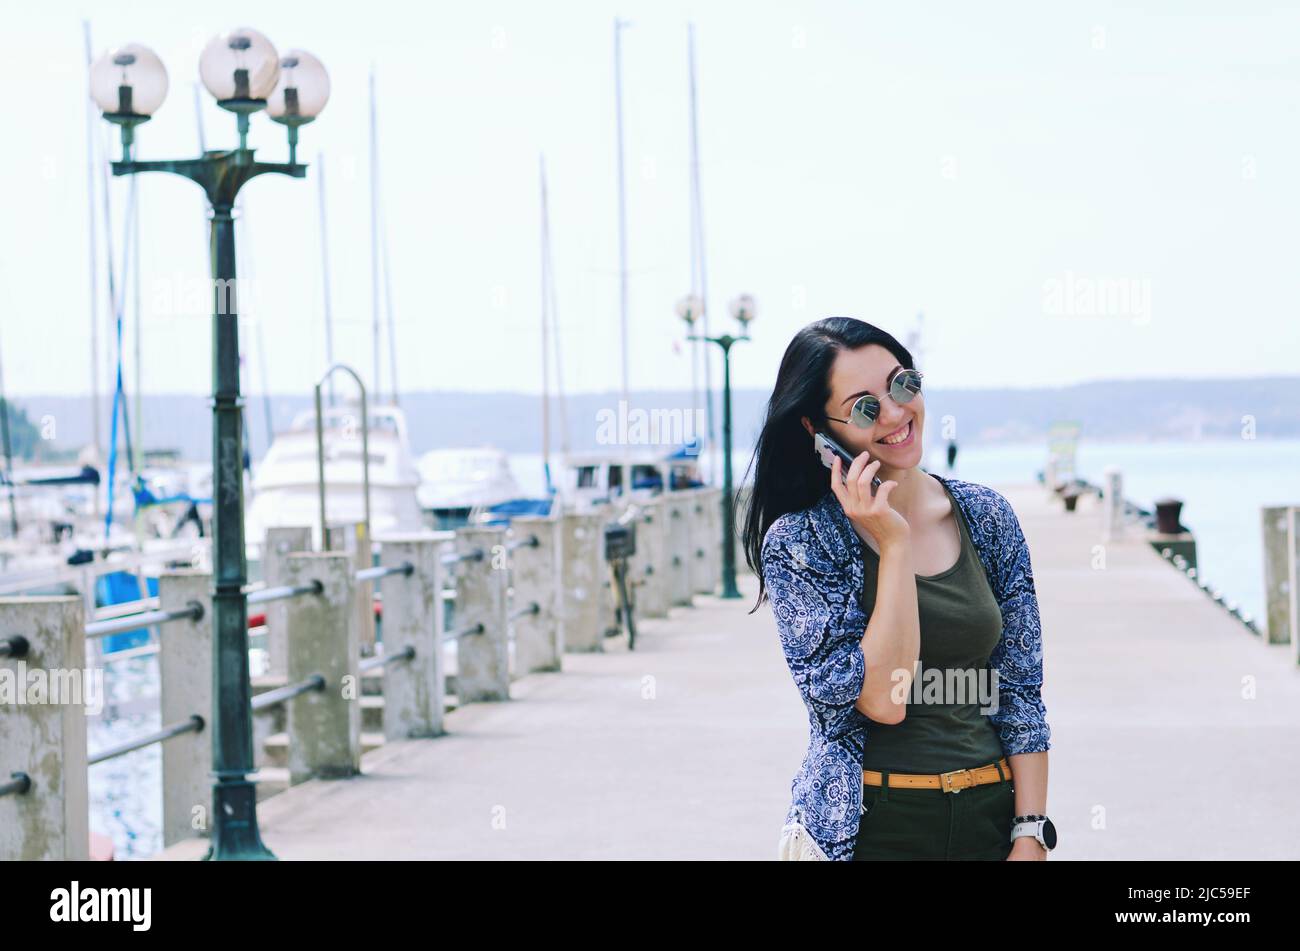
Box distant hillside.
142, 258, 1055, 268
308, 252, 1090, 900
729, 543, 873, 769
10, 375, 1299, 462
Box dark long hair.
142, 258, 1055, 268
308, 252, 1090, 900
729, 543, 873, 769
740, 317, 915, 614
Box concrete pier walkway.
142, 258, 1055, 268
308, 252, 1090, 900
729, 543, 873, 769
156, 482, 1300, 860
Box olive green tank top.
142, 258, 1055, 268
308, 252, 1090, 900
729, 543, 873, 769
858, 474, 1006, 773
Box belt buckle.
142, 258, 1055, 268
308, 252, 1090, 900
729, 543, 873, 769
939, 767, 975, 794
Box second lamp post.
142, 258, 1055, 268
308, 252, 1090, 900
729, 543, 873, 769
681, 292, 754, 599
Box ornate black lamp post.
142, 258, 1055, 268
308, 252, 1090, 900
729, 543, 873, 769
683, 293, 754, 599
90, 27, 330, 860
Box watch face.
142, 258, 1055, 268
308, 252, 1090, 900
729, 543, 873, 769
1042, 818, 1057, 850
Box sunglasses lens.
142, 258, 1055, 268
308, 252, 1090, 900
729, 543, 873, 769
850, 395, 879, 426
891, 369, 922, 403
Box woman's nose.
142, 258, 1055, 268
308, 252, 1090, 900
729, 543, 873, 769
875, 403, 907, 432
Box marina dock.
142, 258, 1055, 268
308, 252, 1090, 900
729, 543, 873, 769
135, 481, 1299, 861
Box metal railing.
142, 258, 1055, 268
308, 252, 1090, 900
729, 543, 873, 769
446, 621, 484, 641
247, 580, 324, 606
72, 562, 414, 782
356, 562, 414, 583
1, 772, 32, 799
358, 644, 415, 674
251, 673, 326, 712
0, 635, 29, 659
88, 715, 205, 766
85, 601, 204, 640
509, 602, 540, 622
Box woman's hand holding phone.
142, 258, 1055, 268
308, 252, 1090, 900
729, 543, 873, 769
830, 451, 910, 551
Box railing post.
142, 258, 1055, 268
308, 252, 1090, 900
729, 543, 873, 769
284, 552, 360, 784
158, 570, 211, 847
1102, 466, 1124, 542
1261, 505, 1298, 651
560, 509, 605, 651
664, 494, 693, 607
1292, 507, 1300, 663
454, 526, 509, 701
326, 521, 376, 656
632, 497, 670, 618
378, 534, 447, 739
0, 596, 89, 860
688, 487, 714, 595
508, 516, 562, 674
262, 526, 313, 677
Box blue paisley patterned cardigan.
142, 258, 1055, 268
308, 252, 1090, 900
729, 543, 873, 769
761, 473, 1051, 861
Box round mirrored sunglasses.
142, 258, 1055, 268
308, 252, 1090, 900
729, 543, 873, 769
823, 368, 923, 428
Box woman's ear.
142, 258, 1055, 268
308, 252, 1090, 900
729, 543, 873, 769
799, 415, 814, 437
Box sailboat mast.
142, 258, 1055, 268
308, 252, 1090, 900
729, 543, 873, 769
613, 18, 632, 490
381, 201, 399, 407
0, 324, 18, 537
538, 154, 553, 491
82, 21, 102, 513
547, 191, 570, 459
369, 66, 382, 403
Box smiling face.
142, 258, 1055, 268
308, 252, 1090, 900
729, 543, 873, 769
807, 343, 925, 470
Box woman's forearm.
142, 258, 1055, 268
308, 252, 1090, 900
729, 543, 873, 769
855, 541, 921, 722
1009, 751, 1048, 817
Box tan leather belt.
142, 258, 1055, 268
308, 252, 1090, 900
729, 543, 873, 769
863, 757, 1012, 793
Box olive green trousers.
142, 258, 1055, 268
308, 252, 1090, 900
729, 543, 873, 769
852, 765, 1016, 861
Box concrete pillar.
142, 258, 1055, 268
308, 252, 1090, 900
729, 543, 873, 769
598, 505, 628, 639
633, 497, 670, 619
688, 488, 715, 595
0, 596, 89, 860
262, 526, 312, 677
508, 517, 562, 674
284, 553, 360, 784
378, 534, 448, 740
327, 521, 375, 656
1261, 506, 1298, 651
454, 526, 509, 702
1292, 508, 1300, 664
663, 494, 693, 607
1102, 466, 1124, 542
703, 486, 724, 583
158, 571, 211, 847
560, 510, 605, 652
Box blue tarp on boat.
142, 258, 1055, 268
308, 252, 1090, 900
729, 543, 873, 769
96, 571, 159, 653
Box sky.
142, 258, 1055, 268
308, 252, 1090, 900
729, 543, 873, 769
4, 0, 1300, 405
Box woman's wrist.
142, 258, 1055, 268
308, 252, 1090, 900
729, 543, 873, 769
876, 535, 912, 558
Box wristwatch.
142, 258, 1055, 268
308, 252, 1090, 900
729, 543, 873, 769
1010, 814, 1057, 851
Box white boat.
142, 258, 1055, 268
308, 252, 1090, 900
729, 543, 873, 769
245, 402, 422, 555
557, 448, 706, 513
416, 447, 524, 529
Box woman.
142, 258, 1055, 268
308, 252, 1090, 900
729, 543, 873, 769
742, 317, 1054, 861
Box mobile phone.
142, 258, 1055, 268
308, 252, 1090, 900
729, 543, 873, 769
814, 430, 882, 493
